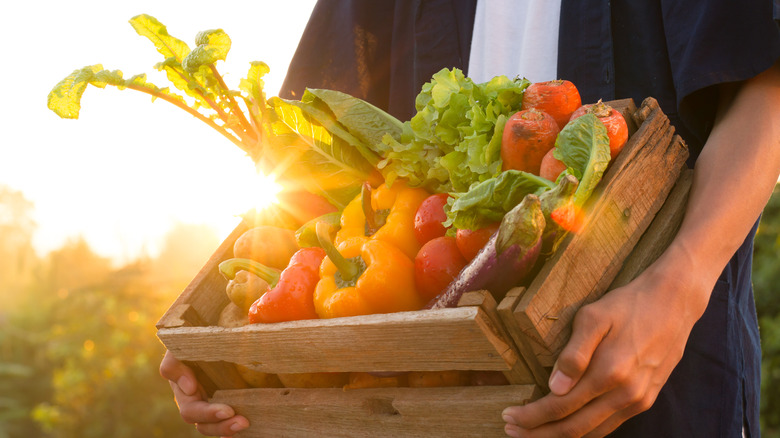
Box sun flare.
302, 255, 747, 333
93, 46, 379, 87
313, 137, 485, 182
245, 170, 284, 212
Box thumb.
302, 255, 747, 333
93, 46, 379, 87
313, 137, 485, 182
549, 305, 610, 395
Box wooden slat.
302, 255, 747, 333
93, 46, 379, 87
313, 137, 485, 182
157, 302, 249, 395
457, 291, 535, 385
511, 98, 689, 367
609, 168, 693, 289
496, 288, 550, 390
156, 218, 249, 329
211, 385, 541, 438
158, 307, 517, 374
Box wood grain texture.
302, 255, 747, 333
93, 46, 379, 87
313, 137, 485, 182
457, 291, 535, 385
609, 168, 693, 289
496, 288, 550, 390
211, 385, 541, 437
511, 98, 689, 367
156, 302, 249, 394
158, 305, 518, 374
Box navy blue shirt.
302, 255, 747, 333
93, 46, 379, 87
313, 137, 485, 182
280, 1, 780, 436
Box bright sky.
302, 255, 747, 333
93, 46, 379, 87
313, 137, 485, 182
0, 0, 317, 265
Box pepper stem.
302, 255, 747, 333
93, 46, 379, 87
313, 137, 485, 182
218, 258, 281, 287
362, 182, 378, 233
316, 222, 360, 282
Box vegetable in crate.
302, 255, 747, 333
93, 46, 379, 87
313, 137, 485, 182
248, 247, 326, 324
273, 190, 340, 227
520, 79, 582, 130
569, 100, 629, 160
455, 221, 500, 261
344, 372, 408, 389
501, 108, 560, 175
377, 68, 529, 193
47, 14, 402, 209
447, 111, 611, 233
538, 174, 579, 254
233, 226, 299, 271
314, 223, 423, 318
553, 113, 612, 208
414, 193, 451, 245
414, 235, 468, 301
337, 182, 429, 260
219, 257, 281, 312
539, 147, 569, 182
407, 370, 470, 388
276, 372, 349, 389
427, 193, 546, 309
294, 211, 341, 248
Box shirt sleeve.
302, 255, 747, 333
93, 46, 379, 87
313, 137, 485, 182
661, 0, 780, 143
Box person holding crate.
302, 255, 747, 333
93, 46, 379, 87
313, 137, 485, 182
160, 1, 780, 436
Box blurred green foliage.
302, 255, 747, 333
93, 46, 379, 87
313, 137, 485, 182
754, 184, 780, 437
0, 186, 218, 437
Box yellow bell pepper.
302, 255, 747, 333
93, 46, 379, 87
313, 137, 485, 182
314, 223, 423, 319
336, 182, 430, 260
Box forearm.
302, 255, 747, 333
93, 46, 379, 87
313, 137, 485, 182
654, 60, 780, 312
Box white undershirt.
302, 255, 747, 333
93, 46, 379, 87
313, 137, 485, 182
467, 0, 562, 83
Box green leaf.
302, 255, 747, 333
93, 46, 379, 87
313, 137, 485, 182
239, 61, 270, 104
303, 88, 404, 150
553, 113, 612, 207
47, 65, 105, 118
129, 14, 190, 63
446, 170, 554, 230
182, 29, 231, 73
264, 97, 379, 208
47, 65, 186, 120
130, 15, 218, 111
379, 67, 528, 193
291, 94, 382, 166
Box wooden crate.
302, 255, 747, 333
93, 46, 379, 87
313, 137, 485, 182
501, 97, 690, 375
156, 97, 690, 437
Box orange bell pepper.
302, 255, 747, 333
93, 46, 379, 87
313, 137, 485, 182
336, 181, 429, 260
314, 223, 423, 319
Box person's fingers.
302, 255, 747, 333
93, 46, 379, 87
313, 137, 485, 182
502, 373, 602, 431
548, 303, 611, 395
503, 381, 647, 438
194, 415, 250, 438
160, 351, 198, 396
169, 380, 250, 436
169, 381, 227, 423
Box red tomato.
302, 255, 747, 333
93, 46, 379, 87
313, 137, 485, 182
455, 222, 500, 261
414, 236, 468, 302
414, 193, 450, 245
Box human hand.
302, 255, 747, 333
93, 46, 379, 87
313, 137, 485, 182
160, 350, 249, 437
501, 261, 711, 437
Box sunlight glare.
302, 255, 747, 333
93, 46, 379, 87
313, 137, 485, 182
252, 171, 285, 211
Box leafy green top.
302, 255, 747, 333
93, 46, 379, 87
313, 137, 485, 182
47, 14, 391, 208
47, 14, 611, 228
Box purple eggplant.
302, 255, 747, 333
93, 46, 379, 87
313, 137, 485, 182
426, 194, 545, 309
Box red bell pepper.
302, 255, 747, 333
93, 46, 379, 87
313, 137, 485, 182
248, 247, 326, 324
